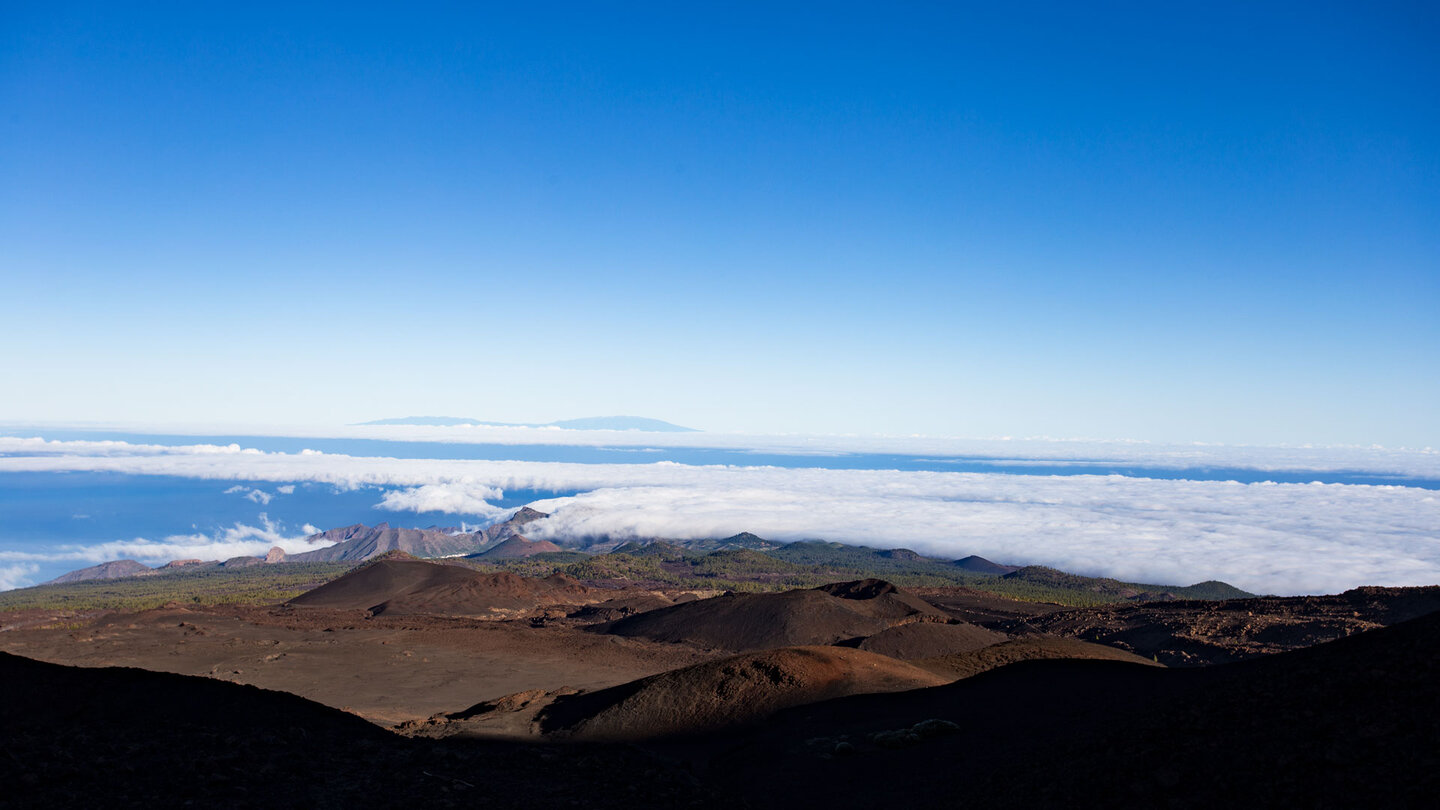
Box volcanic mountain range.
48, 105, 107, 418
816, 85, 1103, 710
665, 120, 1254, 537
42, 507, 1254, 609
287, 506, 553, 562
44, 508, 559, 584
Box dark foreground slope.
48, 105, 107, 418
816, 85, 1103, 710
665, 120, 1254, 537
0, 652, 724, 810
706, 609, 1440, 809
3, 608, 1438, 809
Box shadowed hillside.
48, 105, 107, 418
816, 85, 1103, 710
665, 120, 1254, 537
6, 609, 1437, 808
538, 646, 949, 739
704, 609, 1440, 808
600, 580, 948, 651
0, 652, 726, 809
851, 620, 1007, 659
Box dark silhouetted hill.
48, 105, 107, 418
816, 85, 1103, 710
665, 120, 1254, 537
706, 609, 1440, 809
952, 554, 1018, 574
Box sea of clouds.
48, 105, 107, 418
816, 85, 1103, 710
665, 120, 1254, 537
0, 512, 328, 586
1, 436, 1437, 595
5, 423, 1438, 476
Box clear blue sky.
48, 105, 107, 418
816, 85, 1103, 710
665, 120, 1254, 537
2, 2, 1436, 445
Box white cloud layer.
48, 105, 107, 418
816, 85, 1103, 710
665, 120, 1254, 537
0, 563, 40, 591
2, 426, 1437, 477
0, 515, 336, 573
374, 484, 509, 519
520, 481, 1440, 596
1, 437, 1437, 595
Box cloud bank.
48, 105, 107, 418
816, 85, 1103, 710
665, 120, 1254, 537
1, 437, 1437, 595
0, 515, 335, 573
3, 426, 1437, 477
0, 563, 40, 591
374, 484, 509, 519
518, 481, 1440, 596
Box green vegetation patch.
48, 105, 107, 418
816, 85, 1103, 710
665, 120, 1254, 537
1000, 567, 1257, 602
482, 544, 1186, 605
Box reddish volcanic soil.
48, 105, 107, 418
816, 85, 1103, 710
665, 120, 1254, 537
541, 645, 949, 740
289, 558, 602, 617
2, 560, 1439, 809
853, 620, 1006, 659
405, 645, 949, 742
4, 604, 1437, 808
0, 603, 720, 725
912, 636, 1162, 679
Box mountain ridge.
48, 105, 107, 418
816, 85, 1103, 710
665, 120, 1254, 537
35, 519, 1259, 608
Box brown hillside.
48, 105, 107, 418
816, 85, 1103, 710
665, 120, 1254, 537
537, 646, 948, 740
287, 558, 479, 609
374, 572, 594, 617
814, 579, 951, 620
855, 621, 1007, 660
601, 580, 946, 651
913, 637, 1161, 679
708, 609, 1440, 809
287, 559, 597, 617
46, 559, 151, 584
476, 535, 564, 559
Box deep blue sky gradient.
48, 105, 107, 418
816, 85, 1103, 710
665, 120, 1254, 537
2, 2, 1436, 444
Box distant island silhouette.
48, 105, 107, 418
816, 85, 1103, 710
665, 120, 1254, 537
359, 415, 698, 432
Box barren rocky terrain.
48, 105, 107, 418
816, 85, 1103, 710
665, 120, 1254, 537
3, 558, 1438, 808
0, 600, 719, 725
